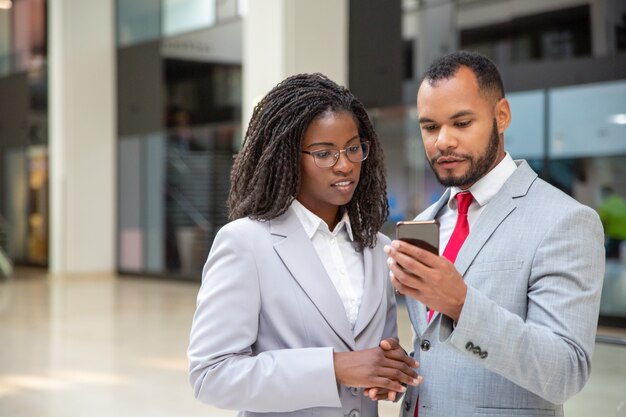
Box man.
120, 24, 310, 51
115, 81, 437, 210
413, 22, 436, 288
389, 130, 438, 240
385, 51, 605, 416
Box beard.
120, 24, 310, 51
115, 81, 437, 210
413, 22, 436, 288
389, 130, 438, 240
429, 119, 501, 188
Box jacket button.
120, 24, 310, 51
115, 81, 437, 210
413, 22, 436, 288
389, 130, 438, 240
348, 409, 360, 417
472, 346, 481, 355
350, 387, 360, 396
480, 351, 488, 359
465, 341, 474, 351
420, 340, 431, 351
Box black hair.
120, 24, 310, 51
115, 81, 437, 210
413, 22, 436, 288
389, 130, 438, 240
422, 50, 505, 100
228, 73, 388, 250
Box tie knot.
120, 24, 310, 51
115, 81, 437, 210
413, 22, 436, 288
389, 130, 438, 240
455, 192, 473, 215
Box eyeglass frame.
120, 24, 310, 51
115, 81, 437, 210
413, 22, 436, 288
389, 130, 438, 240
301, 141, 370, 168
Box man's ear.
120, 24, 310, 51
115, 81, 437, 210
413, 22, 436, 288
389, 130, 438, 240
495, 98, 511, 134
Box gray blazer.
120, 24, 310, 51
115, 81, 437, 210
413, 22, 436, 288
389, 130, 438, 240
401, 160, 605, 417
188, 207, 396, 417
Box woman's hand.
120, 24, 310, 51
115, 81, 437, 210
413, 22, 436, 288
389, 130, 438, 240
333, 337, 420, 394
363, 338, 422, 401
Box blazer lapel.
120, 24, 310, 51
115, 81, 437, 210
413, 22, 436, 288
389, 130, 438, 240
414, 190, 450, 333
421, 162, 537, 326
415, 189, 450, 222
353, 245, 384, 338
454, 160, 537, 276
270, 210, 356, 350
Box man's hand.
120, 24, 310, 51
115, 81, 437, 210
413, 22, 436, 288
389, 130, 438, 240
385, 240, 467, 321
333, 338, 420, 393
364, 338, 422, 401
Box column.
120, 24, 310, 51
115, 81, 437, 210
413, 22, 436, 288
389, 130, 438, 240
49, 0, 116, 273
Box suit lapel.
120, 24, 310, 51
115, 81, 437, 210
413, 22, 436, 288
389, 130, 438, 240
413, 190, 450, 333
454, 160, 537, 276
421, 161, 537, 327
270, 210, 356, 350
353, 245, 384, 338
416, 189, 450, 222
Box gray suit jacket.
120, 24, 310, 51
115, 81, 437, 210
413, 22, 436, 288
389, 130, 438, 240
188, 207, 396, 417
401, 160, 605, 417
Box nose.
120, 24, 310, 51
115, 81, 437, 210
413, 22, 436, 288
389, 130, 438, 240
435, 125, 457, 151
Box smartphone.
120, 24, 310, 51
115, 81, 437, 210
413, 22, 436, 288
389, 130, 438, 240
396, 220, 440, 255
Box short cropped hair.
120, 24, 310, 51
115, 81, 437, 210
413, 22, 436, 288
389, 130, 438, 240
422, 51, 505, 100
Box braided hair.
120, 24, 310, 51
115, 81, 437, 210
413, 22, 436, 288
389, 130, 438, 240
228, 73, 388, 250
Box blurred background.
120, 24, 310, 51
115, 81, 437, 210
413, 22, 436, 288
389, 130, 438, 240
0, 0, 625, 416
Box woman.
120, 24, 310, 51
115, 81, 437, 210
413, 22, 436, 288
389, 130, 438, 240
188, 73, 419, 417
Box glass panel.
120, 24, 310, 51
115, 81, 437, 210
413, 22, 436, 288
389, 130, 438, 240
13, 0, 46, 73
4, 148, 27, 260
117, 0, 160, 46
0, 10, 10, 76
593, 156, 626, 320
506, 90, 545, 160
549, 80, 626, 159
118, 137, 144, 272
163, 0, 216, 36
165, 123, 235, 278
25, 146, 48, 265
144, 132, 166, 273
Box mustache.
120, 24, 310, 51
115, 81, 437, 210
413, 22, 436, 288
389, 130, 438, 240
429, 152, 471, 165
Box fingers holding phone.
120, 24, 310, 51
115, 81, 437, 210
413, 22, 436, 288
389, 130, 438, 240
391, 220, 441, 276
388, 220, 467, 320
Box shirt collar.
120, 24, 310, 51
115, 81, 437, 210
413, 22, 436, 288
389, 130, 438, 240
447, 152, 517, 209
290, 199, 355, 241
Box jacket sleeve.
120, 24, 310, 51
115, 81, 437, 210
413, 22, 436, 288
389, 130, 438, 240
187, 222, 341, 412
381, 234, 399, 342
439, 205, 605, 404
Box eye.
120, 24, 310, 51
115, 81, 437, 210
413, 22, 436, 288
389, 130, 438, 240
455, 120, 471, 128
311, 150, 333, 159
422, 124, 438, 132
346, 144, 361, 154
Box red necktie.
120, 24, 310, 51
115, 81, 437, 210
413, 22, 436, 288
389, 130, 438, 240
427, 191, 473, 323
416, 192, 474, 417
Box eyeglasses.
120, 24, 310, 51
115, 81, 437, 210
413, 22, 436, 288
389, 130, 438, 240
301, 141, 370, 168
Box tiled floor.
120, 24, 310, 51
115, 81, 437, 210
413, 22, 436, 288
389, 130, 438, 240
0, 269, 624, 417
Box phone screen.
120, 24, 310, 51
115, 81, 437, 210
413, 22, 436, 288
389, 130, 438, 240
396, 220, 440, 255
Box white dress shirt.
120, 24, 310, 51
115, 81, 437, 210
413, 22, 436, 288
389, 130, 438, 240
291, 199, 365, 330
437, 153, 517, 254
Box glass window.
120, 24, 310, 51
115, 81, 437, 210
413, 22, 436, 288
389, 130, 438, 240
117, 0, 160, 46
118, 137, 144, 272
3, 148, 27, 261
506, 90, 545, 160
163, 0, 216, 37
144, 133, 166, 273
549, 80, 626, 159
2, 146, 48, 265
13, 0, 46, 73
0, 10, 11, 76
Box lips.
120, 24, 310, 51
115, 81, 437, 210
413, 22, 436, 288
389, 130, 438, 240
437, 156, 465, 164
436, 156, 466, 170
331, 179, 357, 193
